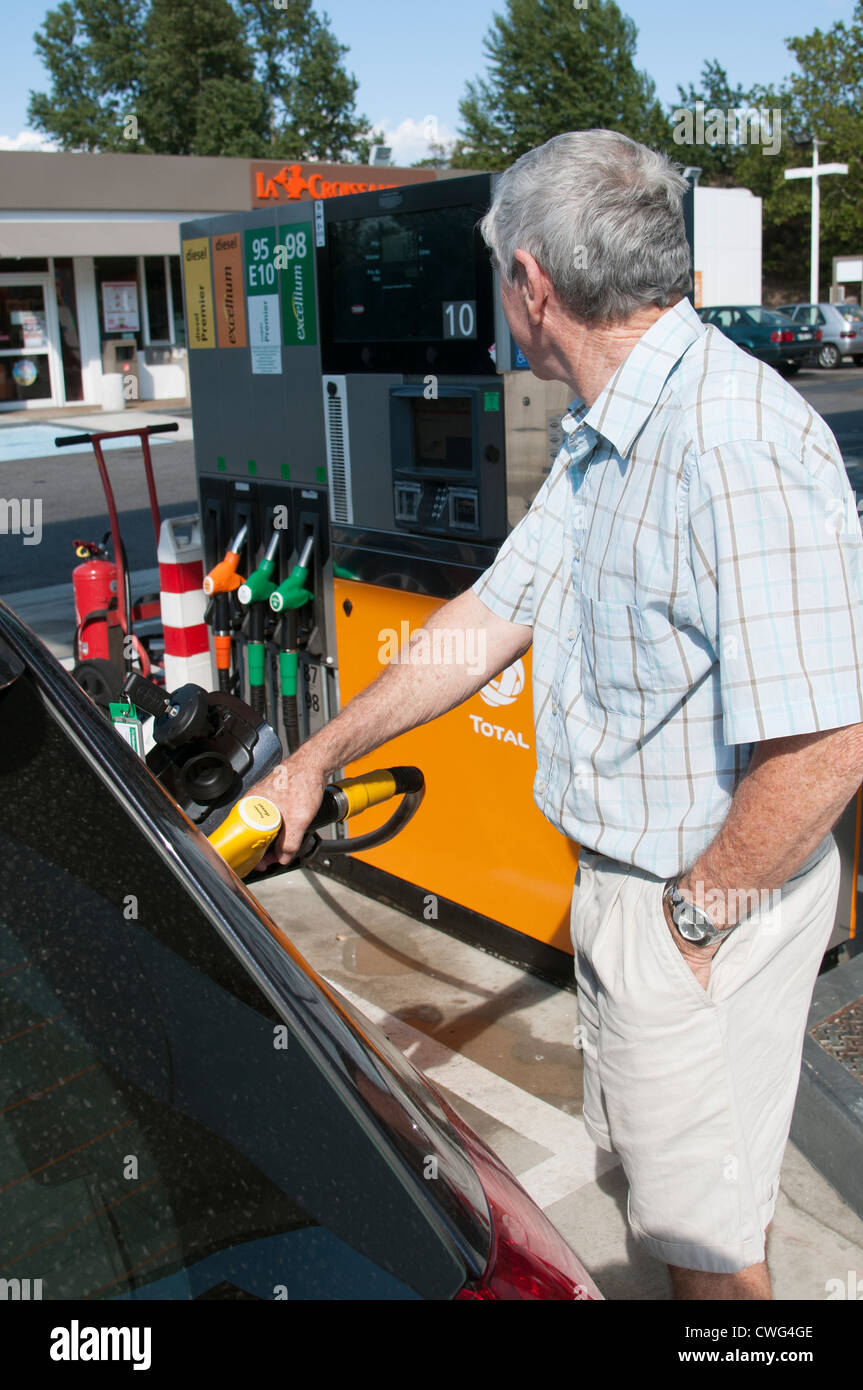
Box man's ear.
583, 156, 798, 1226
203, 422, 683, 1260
513, 249, 550, 323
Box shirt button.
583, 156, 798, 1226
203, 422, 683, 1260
574, 548, 581, 561
552, 701, 558, 714
536, 780, 546, 794
567, 628, 576, 641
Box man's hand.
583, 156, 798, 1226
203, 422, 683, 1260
248, 752, 330, 868
662, 894, 721, 991
244, 586, 532, 871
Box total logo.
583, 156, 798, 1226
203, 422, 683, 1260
479, 659, 525, 707
470, 659, 531, 748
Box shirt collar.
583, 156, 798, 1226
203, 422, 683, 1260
561, 297, 706, 460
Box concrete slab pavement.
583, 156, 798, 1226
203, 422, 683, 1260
250, 866, 863, 1300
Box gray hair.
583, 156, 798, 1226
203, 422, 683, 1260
480, 130, 692, 324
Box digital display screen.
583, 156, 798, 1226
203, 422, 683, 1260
412, 397, 473, 471
329, 206, 480, 344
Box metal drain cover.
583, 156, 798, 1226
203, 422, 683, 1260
810, 998, 863, 1083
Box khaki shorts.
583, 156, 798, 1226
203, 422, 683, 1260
570, 836, 840, 1274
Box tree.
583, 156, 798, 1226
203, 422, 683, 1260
673, 4, 863, 296
670, 61, 754, 186
451, 0, 667, 170
141, 0, 267, 156
237, 0, 376, 160
781, 4, 863, 274
28, 0, 148, 151
27, 0, 373, 160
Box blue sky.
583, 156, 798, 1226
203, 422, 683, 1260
1, 0, 858, 161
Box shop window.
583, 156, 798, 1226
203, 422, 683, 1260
0, 258, 49, 273
170, 256, 186, 348
94, 256, 141, 355
143, 256, 170, 343
53, 257, 83, 403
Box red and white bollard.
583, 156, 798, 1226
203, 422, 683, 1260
158, 516, 214, 691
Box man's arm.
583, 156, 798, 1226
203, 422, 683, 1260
668, 722, 863, 984
252, 587, 532, 864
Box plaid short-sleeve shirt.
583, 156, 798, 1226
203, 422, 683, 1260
472, 297, 863, 876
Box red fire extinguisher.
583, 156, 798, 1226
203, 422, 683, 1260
72, 539, 121, 663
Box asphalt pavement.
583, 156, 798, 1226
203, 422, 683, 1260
0, 412, 198, 594
793, 362, 863, 465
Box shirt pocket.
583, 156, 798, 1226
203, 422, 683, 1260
580, 595, 657, 720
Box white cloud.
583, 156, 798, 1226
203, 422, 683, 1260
369, 116, 458, 166
0, 130, 59, 153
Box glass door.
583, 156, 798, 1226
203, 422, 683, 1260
0, 275, 62, 408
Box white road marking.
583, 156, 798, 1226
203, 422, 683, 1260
324, 975, 619, 1208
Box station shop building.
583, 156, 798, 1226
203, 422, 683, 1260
0, 151, 463, 411
0, 149, 761, 412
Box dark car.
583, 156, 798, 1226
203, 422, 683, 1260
697, 305, 816, 375
0, 600, 601, 1302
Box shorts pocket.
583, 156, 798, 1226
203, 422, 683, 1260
580, 596, 656, 720
647, 877, 716, 1009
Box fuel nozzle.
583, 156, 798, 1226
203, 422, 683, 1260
270, 535, 315, 754
237, 530, 281, 717
268, 534, 315, 614
237, 530, 280, 607
204, 523, 248, 693
203, 523, 247, 597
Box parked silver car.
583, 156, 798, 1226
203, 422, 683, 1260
778, 302, 863, 369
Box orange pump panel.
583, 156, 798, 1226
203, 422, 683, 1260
332, 578, 579, 954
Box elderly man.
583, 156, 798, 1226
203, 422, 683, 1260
254, 129, 863, 1300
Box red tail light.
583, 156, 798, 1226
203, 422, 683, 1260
770, 330, 782, 342
815, 330, 822, 340
445, 1109, 602, 1300
781, 330, 795, 342
840, 331, 857, 339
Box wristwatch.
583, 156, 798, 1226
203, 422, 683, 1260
662, 879, 737, 947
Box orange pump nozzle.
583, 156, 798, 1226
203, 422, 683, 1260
203, 523, 247, 596
213, 633, 233, 673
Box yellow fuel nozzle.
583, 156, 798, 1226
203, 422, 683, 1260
207, 794, 282, 879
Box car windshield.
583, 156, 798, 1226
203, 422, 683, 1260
744, 308, 794, 325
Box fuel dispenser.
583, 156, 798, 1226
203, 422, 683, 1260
180, 203, 339, 767
181, 177, 860, 980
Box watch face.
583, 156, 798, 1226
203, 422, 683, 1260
669, 891, 713, 942
677, 912, 708, 942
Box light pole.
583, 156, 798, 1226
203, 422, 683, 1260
784, 138, 848, 303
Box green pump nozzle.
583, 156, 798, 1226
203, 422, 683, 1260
237, 530, 280, 606
269, 534, 315, 613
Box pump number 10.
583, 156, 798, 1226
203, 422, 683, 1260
442, 301, 476, 340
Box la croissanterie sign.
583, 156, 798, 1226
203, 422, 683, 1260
249, 161, 436, 207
